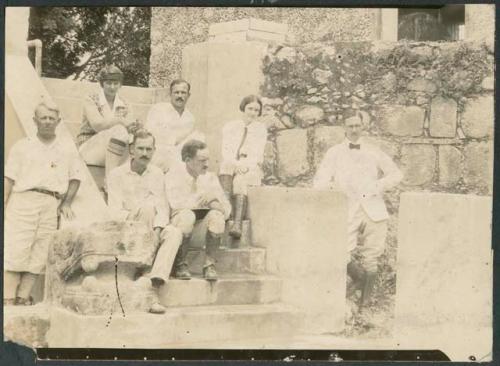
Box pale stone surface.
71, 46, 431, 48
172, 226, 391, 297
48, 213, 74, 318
53, 97, 83, 122
461, 95, 494, 138
248, 186, 348, 333
379, 105, 424, 137
465, 4, 495, 45
47, 303, 303, 347
464, 141, 494, 193
429, 96, 457, 138
312, 68, 333, 84
396, 192, 492, 361
363, 136, 399, 159
481, 76, 494, 91
6, 7, 29, 56
294, 105, 325, 127
4, 304, 50, 348
400, 144, 436, 186
182, 41, 267, 170
312, 125, 345, 167
438, 145, 462, 187
276, 129, 310, 179
186, 247, 266, 275
158, 275, 281, 307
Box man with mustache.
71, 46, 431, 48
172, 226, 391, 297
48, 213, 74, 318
107, 129, 183, 314
4, 101, 82, 306
314, 113, 402, 324
145, 79, 205, 174
165, 140, 231, 281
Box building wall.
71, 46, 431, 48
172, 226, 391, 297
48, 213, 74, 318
150, 7, 380, 87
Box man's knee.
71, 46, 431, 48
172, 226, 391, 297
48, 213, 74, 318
173, 209, 196, 235
207, 209, 225, 234
108, 124, 129, 142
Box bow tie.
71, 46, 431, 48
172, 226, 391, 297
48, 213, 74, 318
349, 143, 361, 150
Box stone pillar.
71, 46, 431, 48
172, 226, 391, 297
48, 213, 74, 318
248, 186, 348, 334
182, 19, 286, 170
465, 4, 495, 46
395, 192, 492, 361
379, 8, 399, 42
5, 7, 30, 56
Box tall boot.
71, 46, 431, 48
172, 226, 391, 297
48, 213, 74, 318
204, 231, 221, 281
359, 271, 377, 313
105, 138, 128, 180
229, 194, 246, 239
218, 174, 233, 201
173, 236, 191, 280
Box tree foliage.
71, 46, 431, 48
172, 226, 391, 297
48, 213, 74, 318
28, 7, 151, 87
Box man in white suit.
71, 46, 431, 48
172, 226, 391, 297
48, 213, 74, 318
314, 113, 403, 317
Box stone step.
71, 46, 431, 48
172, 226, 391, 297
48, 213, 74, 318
4, 303, 50, 348
223, 220, 252, 248
159, 274, 281, 307
47, 303, 303, 348
186, 247, 265, 274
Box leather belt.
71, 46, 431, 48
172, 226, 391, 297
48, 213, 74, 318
28, 188, 62, 200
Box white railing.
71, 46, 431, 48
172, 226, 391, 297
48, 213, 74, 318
27, 39, 42, 76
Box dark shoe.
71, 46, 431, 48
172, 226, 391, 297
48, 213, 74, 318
149, 302, 166, 314
174, 264, 191, 280
151, 277, 165, 288
15, 296, 33, 306
229, 221, 242, 239
229, 194, 246, 239
203, 265, 218, 281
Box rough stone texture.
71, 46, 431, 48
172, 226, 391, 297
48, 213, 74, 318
363, 136, 399, 159
396, 192, 492, 361
400, 145, 436, 186
461, 95, 494, 138
248, 186, 348, 333
312, 68, 333, 84
438, 146, 462, 187
45, 221, 157, 315
276, 129, 309, 180
312, 125, 345, 167
150, 8, 379, 86
407, 78, 437, 94
464, 141, 493, 194
294, 105, 325, 128
379, 105, 425, 137
4, 304, 50, 348
262, 141, 278, 182
429, 97, 457, 138
481, 76, 494, 91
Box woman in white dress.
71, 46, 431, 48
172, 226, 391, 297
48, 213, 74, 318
219, 95, 268, 238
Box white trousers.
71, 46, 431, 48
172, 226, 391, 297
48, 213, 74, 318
348, 207, 387, 273
4, 191, 59, 274
219, 161, 262, 195
171, 209, 226, 236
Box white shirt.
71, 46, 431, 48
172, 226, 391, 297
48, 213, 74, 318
145, 102, 204, 171
221, 119, 268, 169
313, 138, 403, 221
107, 160, 169, 228
164, 163, 231, 220
5, 136, 83, 195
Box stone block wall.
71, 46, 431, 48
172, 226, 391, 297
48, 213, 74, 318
259, 41, 494, 197
150, 7, 379, 87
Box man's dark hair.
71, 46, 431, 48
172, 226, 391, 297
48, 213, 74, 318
181, 139, 206, 162
170, 79, 191, 93
131, 129, 155, 147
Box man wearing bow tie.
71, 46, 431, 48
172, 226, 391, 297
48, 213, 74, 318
313, 114, 403, 319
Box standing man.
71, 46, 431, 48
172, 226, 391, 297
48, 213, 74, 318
145, 79, 205, 174
165, 140, 231, 281
107, 130, 183, 314
4, 101, 82, 305
313, 114, 403, 319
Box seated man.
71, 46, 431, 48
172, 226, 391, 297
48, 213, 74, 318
4, 100, 81, 305
107, 129, 183, 314
145, 79, 205, 174
165, 140, 231, 281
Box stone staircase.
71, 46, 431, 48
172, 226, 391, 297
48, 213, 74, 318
4, 78, 305, 348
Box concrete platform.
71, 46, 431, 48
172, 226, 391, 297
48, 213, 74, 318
47, 303, 303, 348
186, 247, 266, 274
159, 274, 281, 307
4, 303, 51, 348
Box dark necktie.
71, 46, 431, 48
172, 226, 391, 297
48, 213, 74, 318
236, 126, 248, 160
349, 143, 361, 150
